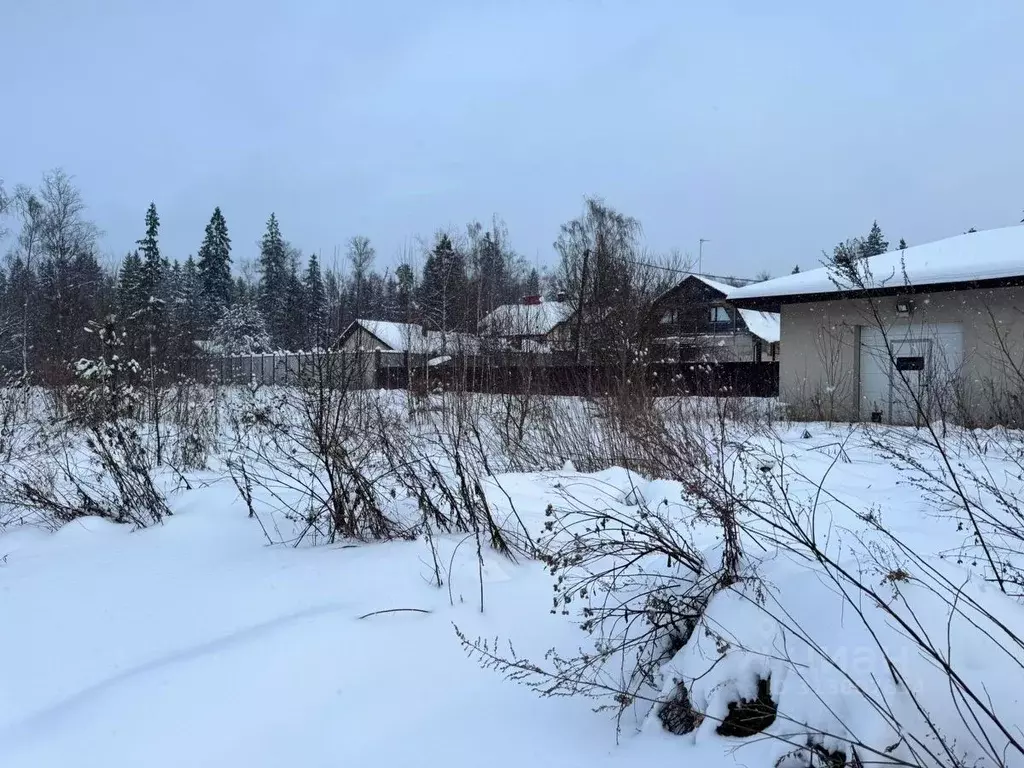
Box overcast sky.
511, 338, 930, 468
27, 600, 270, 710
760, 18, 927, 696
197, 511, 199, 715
4, 1, 1023, 278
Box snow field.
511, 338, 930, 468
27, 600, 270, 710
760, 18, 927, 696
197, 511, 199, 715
0, 396, 1022, 767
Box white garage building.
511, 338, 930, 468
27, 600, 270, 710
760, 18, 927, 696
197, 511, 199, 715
727, 226, 1024, 427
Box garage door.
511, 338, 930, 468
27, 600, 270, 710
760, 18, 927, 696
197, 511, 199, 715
859, 323, 963, 425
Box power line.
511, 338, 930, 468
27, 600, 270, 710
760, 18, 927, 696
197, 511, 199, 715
621, 257, 755, 286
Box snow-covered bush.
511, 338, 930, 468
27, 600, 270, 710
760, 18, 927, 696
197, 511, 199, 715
0, 316, 169, 529
460, 400, 1024, 768
0, 372, 32, 465
209, 302, 272, 356
372, 392, 538, 576
226, 354, 403, 544
166, 378, 221, 472
458, 403, 750, 724
66, 319, 143, 425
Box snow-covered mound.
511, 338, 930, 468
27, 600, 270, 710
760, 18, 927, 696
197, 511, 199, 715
652, 549, 1024, 767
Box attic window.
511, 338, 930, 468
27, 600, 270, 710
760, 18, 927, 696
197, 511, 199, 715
710, 306, 730, 324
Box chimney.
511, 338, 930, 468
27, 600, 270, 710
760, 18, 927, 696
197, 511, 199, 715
556, 291, 567, 303
522, 294, 542, 305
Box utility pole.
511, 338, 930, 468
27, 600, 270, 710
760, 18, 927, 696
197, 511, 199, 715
698, 238, 710, 275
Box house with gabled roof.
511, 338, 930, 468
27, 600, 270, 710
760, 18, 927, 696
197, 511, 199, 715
727, 225, 1024, 426
478, 295, 572, 351
338, 320, 478, 357
649, 274, 781, 363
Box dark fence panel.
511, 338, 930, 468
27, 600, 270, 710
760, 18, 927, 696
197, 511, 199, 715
164, 350, 778, 399
374, 355, 779, 398
648, 361, 779, 398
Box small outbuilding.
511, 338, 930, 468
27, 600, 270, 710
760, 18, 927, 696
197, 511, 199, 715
478, 296, 572, 351
727, 226, 1024, 426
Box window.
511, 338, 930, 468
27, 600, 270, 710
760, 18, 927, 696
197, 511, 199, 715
710, 306, 730, 324
660, 310, 676, 325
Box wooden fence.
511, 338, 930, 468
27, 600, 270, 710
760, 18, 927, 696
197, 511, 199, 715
166, 350, 779, 398
374, 351, 779, 398
167, 350, 374, 386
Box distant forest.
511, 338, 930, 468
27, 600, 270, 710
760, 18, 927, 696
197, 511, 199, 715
0, 169, 557, 376
0, 169, 911, 380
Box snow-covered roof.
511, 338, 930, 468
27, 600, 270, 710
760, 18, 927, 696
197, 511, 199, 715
342, 320, 478, 354
691, 274, 743, 296
653, 275, 779, 343
728, 225, 1024, 308
478, 301, 572, 337
353, 320, 419, 351
737, 309, 781, 344
654, 274, 749, 305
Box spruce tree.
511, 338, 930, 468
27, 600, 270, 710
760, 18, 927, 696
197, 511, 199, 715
898, 238, 907, 250
210, 301, 271, 355
197, 206, 232, 326
257, 213, 289, 348
285, 268, 307, 350
137, 203, 162, 300
860, 220, 889, 258
118, 251, 147, 320
525, 268, 541, 296
234, 276, 249, 305
395, 263, 414, 315
181, 254, 201, 306
303, 254, 327, 348
420, 233, 468, 331
172, 255, 202, 354
468, 224, 513, 317
828, 239, 864, 284
792, 265, 801, 274
135, 203, 166, 358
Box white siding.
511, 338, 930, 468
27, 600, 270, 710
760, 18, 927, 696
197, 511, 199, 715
859, 323, 964, 425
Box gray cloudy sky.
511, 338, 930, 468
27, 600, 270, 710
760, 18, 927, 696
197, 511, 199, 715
4, 1, 1024, 278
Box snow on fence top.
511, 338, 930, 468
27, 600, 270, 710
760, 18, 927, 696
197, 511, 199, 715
728, 224, 1024, 307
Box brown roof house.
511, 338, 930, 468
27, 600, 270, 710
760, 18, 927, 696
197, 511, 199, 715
650, 275, 780, 363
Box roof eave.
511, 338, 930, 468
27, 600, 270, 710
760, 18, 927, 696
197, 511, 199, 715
728, 274, 1024, 312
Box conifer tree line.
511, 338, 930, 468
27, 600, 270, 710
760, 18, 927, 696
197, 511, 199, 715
0, 169, 550, 377
0, 169, 937, 380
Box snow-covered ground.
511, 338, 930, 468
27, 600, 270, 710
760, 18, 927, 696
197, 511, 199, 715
1, 395, 1022, 767
0, 465, 675, 768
